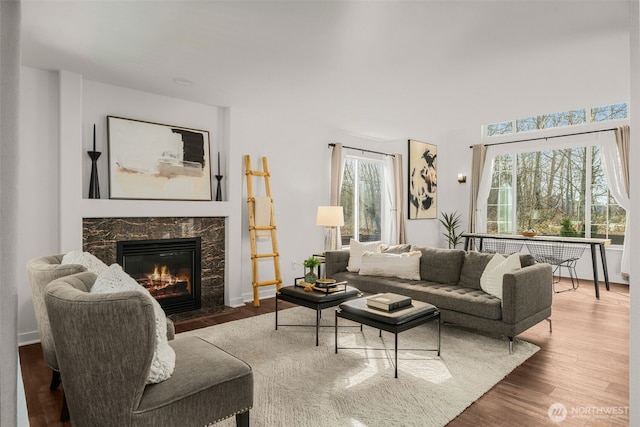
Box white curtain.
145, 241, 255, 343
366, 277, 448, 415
329, 144, 344, 247
382, 154, 406, 245
475, 145, 496, 233
468, 144, 487, 234
0, 1, 21, 425
600, 130, 630, 277
393, 153, 407, 244
382, 156, 395, 244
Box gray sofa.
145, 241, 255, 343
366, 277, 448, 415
325, 246, 553, 352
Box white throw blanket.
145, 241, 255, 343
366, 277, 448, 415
254, 196, 271, 240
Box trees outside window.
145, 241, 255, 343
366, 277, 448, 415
340, 157, 383, 244
487, 146, 626, 244
486, 103, 627, 137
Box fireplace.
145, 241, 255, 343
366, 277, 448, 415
117, 237, 201, 315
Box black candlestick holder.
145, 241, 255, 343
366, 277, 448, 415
215, 175, 223, 201
88, 151, 101, 199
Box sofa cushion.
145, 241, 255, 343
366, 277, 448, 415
411, 246, 465, 284
135, 336, 253, 425
91, 264, 176, 384
327, 271, 502, 320
413, 282, 503, 320
519, 253, 536, 267
347, 239, 383, 272
359, 251, 421, 281
480, 253, 521, 300
458, 251, 495, 290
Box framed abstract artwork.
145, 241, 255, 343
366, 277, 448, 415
408, 139, 437, 219
107, 116, 212, 201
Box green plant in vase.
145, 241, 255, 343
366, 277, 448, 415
303, 256, 322, 284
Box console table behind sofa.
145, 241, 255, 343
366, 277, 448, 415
462, 233, 611, 299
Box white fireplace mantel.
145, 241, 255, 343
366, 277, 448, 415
80, 199, 233, 218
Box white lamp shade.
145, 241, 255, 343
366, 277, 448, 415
316, 206, 344, 227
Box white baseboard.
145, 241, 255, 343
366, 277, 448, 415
18, 331, 40, 347
233, 288, 277, 306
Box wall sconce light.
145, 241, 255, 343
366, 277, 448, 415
457, 174, 467, 183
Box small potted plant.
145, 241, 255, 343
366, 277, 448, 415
303, 256, 322, 284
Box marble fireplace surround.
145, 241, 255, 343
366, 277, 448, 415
83, 217, 225, 321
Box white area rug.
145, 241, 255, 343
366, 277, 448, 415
181, 306, 538, 427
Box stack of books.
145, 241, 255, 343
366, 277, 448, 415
366, 293, 412, 312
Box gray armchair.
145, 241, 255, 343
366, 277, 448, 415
26, 254, 85, 391
45, 271, 253, 426
26, 254, 177, 421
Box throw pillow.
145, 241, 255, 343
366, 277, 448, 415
90, 264, 175, 384
61, 251, 109, 275
346, 239, 383, 272
381, 244, 412, 254
358, 250, 422, 281
480, 253, 521, 300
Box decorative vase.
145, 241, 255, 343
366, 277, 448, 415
304, 267, 318, 284
88, 151, 101, 199
215, 175, 223, 201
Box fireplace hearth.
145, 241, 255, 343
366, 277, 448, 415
117, 237, 201, 315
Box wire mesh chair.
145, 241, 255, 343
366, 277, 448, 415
525, 241, 588, 293
473, 239, 524, 255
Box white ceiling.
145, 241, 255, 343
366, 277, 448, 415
20, 0, 632, 140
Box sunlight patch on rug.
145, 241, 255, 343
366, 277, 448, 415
338, 332, 452, 385
181, 306, 539, 427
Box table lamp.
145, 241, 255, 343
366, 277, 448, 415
316, 206, 344, 252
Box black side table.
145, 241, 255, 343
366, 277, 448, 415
335, 296, 441, 378
276, 282, 361, 346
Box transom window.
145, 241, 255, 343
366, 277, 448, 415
486, 103, 627, 137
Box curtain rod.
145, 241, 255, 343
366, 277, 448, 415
328, 143, 395, 157
469, 127, 619, 149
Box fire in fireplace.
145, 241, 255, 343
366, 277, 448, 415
117, 237, 201, 315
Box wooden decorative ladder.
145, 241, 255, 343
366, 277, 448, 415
244, 155, 282, 307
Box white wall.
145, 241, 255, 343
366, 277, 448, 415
17, 67, 61, 343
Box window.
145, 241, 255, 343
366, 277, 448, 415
486, 120, 513, 136
486, 103, 627, 137
486, 155, 514, 234
591, 102, 628, 122
487, 145, 626, 244
340, 156, 384, 244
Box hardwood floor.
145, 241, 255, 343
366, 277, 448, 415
19, 280, 629, 426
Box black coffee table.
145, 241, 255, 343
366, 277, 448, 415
276, 282, 362, 346
335, 296, 440, 378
